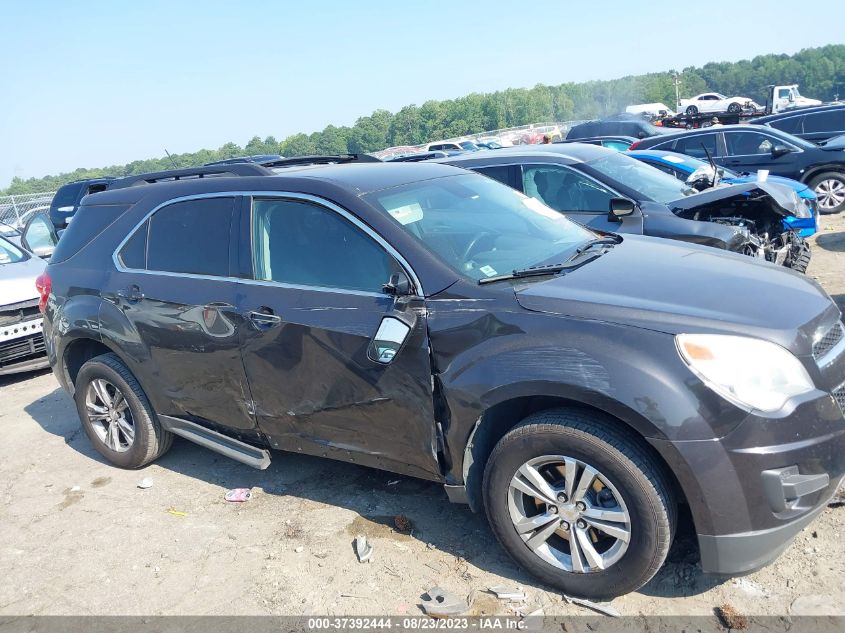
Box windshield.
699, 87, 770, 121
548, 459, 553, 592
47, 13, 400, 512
364, 174, 594, 282
582, 152, 694, 203
0, 237, 26, 265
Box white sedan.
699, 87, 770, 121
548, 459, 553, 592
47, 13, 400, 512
680, 93, 760, 115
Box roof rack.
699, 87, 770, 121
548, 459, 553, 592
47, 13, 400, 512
108, 164, 271, 190
259, 154, 382, 169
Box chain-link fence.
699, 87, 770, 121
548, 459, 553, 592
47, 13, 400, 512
0, 192, 56, 228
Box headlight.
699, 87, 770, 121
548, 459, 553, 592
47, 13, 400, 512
792, 191, 811, 218
676, 334, 815, 412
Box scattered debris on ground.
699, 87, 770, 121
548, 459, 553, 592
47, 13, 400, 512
137, 477, 153, 489
354, 535, 373, 563
715, 603, 748, 630
165, 508, 187, 517
487, 585, 527, 602
563, 594, 621, 617
420, 587, 471, 617
224, 488, 252, 502
394, 514, 413, 533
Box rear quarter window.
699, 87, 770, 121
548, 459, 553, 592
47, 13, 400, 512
50, 204, 132, 263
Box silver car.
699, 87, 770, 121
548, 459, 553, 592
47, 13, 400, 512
0, 213, 58, 375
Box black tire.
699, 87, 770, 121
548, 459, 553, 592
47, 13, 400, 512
482, 409, 675, 600
808, 171, 845, 214
727, 102, 741, 114
74, 353, 173, 469
788, 235, 812, 273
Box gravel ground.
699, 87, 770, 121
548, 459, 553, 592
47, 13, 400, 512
1, 212, 844, 619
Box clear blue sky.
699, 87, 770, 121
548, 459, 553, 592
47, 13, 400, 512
2, 0, 843, 188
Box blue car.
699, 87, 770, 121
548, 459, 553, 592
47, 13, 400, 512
628, 150, 819, 237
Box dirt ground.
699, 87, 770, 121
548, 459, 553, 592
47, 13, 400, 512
1, 212, 844, 619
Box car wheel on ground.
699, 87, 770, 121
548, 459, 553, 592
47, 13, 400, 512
74, 353, 173, 469
482, 409, 676, 600
685, 105, 698, 115
809, 172, 845, 214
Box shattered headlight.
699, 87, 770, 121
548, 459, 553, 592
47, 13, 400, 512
676, 334, 815, 412
791, 190, 812, 218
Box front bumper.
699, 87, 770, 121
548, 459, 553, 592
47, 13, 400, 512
650, 389, 845, 576
0, 309, 47, 376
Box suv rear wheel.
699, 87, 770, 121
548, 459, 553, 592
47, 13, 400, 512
482, 409, 675, 599
74, 353, 173, 469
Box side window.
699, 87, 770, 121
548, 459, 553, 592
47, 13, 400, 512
724, 132, 775, 156
778, 88, 791, 99
252, 198, 396, 293
146, 197, 234, 276
474, 165, 512, 188
119, 220, 148, 269
769, 115, 803, 135
803, 111, 845, 134
521, 165, 615, 213
674, 134, 718, 159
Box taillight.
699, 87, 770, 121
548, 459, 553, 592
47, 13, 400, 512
35, 272, 51, 314
628, 140, 642, 151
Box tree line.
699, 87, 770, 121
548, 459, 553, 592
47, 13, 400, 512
5, 44, 845, 195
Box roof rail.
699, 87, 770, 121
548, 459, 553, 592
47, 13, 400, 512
108, 164, 271, 190
259, 154, 382, 169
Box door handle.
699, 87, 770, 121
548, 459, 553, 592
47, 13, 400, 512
248, 307, 282, 330
116, 285, 144, 303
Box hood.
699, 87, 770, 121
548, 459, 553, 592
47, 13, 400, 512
0, 255, 45, 306
725, 174, 812, 197
820, 134, 845, 151
514, 235, 838, 355
667, 181, 800, 217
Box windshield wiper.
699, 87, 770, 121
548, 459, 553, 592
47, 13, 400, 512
477, 234, 621, 285
572, 234, 622, 256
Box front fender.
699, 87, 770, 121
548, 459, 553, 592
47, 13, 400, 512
430, 308, 748, 486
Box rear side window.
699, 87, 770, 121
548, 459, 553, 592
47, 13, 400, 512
146, 197, 234, 277
674, 134, 718, 159
118, 220, 147, 269
50, 204, 131, 263
803, 110, 845, 134
474, 165, 513, 187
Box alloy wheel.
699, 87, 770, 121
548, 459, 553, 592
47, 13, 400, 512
815, 179, 845, 211
507, 455, 631, 573
85, 378, 135, 452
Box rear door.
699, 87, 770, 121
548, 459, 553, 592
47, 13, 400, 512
518, 163, 644, 234
105, 195, 258, 433
235, 194, 440, 479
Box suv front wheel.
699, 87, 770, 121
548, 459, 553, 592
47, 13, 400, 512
483, 409, 675, 599
74, 353, 173, 469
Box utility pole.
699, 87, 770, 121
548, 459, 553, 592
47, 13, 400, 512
672, 72, 681, 111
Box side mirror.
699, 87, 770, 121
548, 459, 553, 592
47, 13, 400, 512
609, 198, 635, 220
32, 245, 55, 260
382, 271, 412, 297
771, 144, 793, 158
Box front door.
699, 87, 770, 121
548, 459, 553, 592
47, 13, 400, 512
104, 195, 258, 434
519, 163, 644, 234
236, 195, 440, 480
720, 130, 801, 178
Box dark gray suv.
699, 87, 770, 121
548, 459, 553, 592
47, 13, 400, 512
40, 161, 845, 599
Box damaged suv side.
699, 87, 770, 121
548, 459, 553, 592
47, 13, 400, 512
43, 162, 845, 599
438, 144, 813, 272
